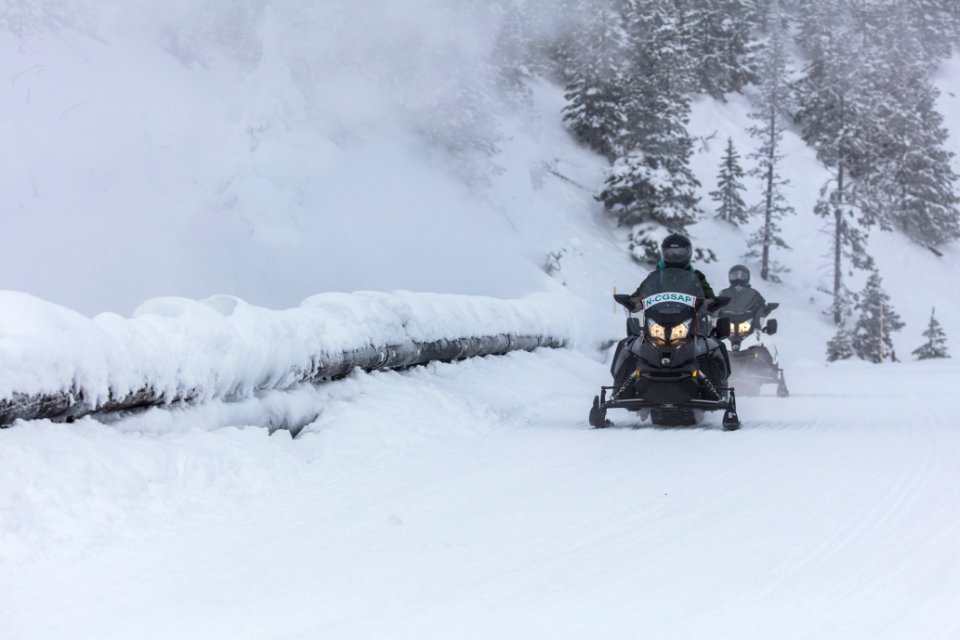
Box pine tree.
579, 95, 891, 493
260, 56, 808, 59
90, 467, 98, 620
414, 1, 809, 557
952, 1, 960, 42
912, 308, 950, 360
562, 0, 632, 161
746, 14, 792, 282
890, 83, 960, 245
794, 5, 885, 324
850, 271, 904, 363
794, 0, 840, 53
711, 137, 748, 224
906, 0, 956, 63
826, 326, 854, 362
678, 0, 758, 98
598, 0, 701, 258
619, 0, 698, 149
864, 5, 960, 246
0, 1, 78, 37
534, 0, 581, 83
492, 1, 536, 109
600, 145, 701, 229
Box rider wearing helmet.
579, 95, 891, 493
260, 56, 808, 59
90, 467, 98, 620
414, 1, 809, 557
718, 264, 767, 312
630, 233, 718, 308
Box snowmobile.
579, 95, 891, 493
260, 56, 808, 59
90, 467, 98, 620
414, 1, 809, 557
589, 267, 741, 431
717, 291, 788, 397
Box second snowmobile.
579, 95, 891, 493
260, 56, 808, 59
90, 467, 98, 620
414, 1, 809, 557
716, 287, 788, 397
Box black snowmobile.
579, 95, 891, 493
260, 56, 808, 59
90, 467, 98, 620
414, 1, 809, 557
716, 288, 788, 397
589, 267, 741, 431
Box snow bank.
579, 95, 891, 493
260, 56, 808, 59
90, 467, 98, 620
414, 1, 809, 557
0, 290, 576, 423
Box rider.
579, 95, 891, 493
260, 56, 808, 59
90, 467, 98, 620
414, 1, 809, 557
717, 264, 767, 312
630, 233, 719, 311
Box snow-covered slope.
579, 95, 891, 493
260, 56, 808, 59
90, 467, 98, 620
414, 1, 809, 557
0, 6, 635, 321
5, 4, 957, 357
686, 77, 960, 363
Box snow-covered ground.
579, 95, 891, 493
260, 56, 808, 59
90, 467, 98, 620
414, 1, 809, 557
3, 350, 960, 639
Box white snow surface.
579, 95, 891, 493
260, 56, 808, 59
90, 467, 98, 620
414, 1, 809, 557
0, 289, 580, 402
3, 350, 960, 639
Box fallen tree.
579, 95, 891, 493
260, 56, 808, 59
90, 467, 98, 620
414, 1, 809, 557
0, 291, 573, 426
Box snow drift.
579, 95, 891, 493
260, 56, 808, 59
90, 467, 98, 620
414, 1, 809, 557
0, 290, 576, 425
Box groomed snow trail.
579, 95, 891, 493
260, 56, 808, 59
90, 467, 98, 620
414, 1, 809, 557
2, 350, 959, 639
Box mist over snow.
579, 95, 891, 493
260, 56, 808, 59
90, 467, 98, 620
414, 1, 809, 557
2, 0, 959, 362
0, 0, 611, 315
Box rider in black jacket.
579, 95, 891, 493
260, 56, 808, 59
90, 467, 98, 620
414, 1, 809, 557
630, 233, 718, 309
717, 264, 767, 312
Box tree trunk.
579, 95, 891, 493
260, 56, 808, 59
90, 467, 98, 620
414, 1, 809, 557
762, 108, 776, 281
834, 160, 845, 326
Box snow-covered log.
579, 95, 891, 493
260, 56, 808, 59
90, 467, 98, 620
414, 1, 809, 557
0, 291, 573, 426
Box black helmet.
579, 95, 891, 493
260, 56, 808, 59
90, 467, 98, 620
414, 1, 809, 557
729, 264, 751, 286
661, 233, 692, 268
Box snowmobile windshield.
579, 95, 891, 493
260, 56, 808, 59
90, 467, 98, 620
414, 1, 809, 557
719, 286, 764, 316
637, 268, 703, 326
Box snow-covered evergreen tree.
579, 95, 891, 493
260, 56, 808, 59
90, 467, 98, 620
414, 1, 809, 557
884, 77, 959, 246
812, 191, 874, 324
711, 138, 748, 224
678, 0, 758, 98
865, 4, 960, 245
598, 0, 701, 261
794, 5, 884, 324
904, 0, 956, 63
826, 326, 854, 362
562, 0, 631, 161
0, 0, 82, 37
492, 1, 537, 109
912, 307, 950, 360
851, 271, 904, 364
618, 0, 697, 149
532, 0, 579, 83
746, 15, 792, 282
794, 0, 840, 53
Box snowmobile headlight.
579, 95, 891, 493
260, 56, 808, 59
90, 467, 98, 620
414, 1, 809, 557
737, 320, 752, 335
646, 319, 667, 344
670, 320, 692, 343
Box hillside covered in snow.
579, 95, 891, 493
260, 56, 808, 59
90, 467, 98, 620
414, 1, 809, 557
3, 0, 959, 359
